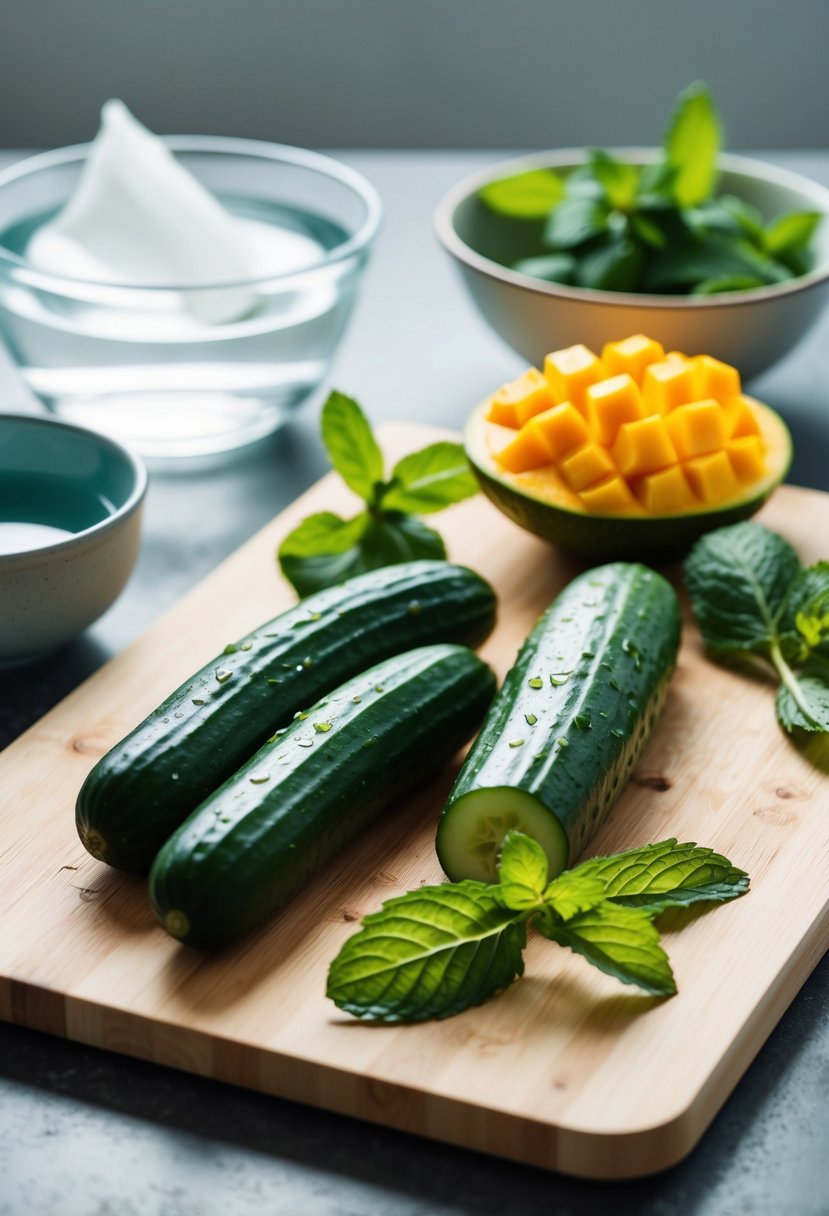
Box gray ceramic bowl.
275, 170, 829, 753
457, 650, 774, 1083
435, 149, 829, 380
0, 413, 147, 665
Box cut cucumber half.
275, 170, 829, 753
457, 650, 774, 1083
437, 562, 681, 882
436, 786, 568, 883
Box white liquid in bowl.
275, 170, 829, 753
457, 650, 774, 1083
0, 521, 75, 555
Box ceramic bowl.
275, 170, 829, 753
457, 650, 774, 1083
0, 413, 147, 665
435, 149, 829, 380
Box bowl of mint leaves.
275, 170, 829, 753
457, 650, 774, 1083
434, 83, 829, 380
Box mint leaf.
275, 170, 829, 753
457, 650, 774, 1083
327, 882, 527, 1022
278, 511, 369, 596
321, 391, 384, 502
279, 511, 445, 596
537, 902, 676, 996
691, 275, 765, 296
569, 838, 749, 915
478, 169, 563, 219
780, 562, 829, 658
685, 196, 764, 243
643, 236, 790, 292
498, 830, 549, 910
764, 211, 821, 256
684, 522, 801, 654
544, 195, 608, 249
718, 195, 766, 243
663, 81, 721, 207
512, 253, 576, 283
380, 442, 479, 515
360, 512, 446, 565
574, 236, 643, 292
542, 870, 607, 920
588, 149, 639, 212
775, 663, 829, 733
637, 159, 679, 198
630, 212, 667, 249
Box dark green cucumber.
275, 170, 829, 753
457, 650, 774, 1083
149, 644, 496, 950
77, 561, 496, 873
436, 563, 681, 883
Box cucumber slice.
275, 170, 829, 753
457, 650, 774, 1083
435, 787, 568, 883
436, 563, 680, 882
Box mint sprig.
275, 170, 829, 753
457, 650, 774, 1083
278, 392, 478, 597
685, 522, 829, 736
327, 831, 748, 1023
477, 82, 820, 296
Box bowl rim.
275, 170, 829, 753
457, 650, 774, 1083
0, 136, 383, 292
0, 411, 148, 567
434, 147, 829, 309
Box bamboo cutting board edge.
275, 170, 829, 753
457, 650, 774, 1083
0, 422, 827, 1181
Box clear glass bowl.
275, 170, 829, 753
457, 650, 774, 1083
0, 138, 382, 459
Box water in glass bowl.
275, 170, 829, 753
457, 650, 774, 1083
0, 197, 357, 459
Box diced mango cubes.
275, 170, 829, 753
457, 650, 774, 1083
544, 345, 603, 413
683, 451, 740, 503
693, 354, 741, 404
634, 465, 695, 514
641, 358, 698, 414
665, 400, 728, 459
612, 416, 678, 479
487, 336, 767, 516
487, 368, 554, 428
495, 425, 554, 474
559, 442, 616, 492
601, 334, 665, 384
526, 402, 590, 462
728, 435, 766, 482
722, 396, 761, 439
579, 476, 637, 514
585, 374, 645, 445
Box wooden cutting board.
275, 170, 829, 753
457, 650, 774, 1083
1, 424, 827, 1180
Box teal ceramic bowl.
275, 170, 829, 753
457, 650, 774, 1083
0, 413, 147, 665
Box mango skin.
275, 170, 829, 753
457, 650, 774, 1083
465, 398, 792, 560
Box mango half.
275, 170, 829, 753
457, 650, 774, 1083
465, 336, 792, 560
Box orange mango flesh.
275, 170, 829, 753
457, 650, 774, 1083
486, 335, 769, 516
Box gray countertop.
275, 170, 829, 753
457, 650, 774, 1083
1, 150, 828, 1216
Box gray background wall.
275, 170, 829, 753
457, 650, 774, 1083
0, 0, 827, 149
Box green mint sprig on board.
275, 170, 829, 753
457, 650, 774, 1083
326, 831, 748, 1023
278, 392, 479, 597
478, 82, 821, 296
684, 521, 829, 735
